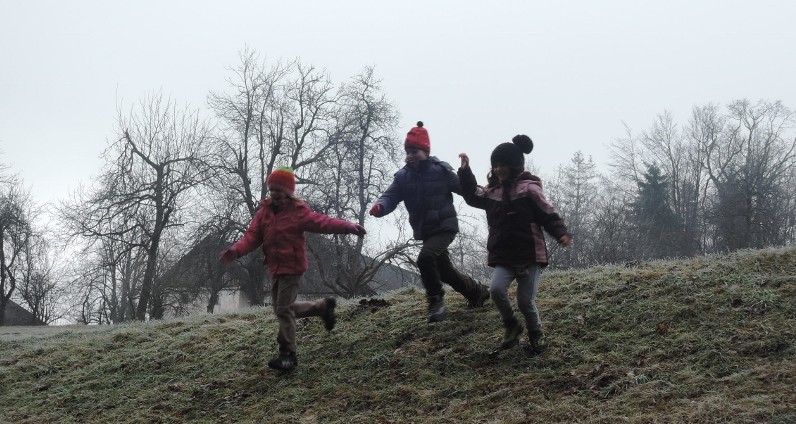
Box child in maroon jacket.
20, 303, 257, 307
220, 167, 366, 370
458, 135, 571, 354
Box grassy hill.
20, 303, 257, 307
1, 247, 794, 423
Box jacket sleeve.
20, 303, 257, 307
374, 175, 403, 217
438, 161, 462, 196
299, 208, 357, 234
525, 186, 569, 240
230, 209, 266, 256
457, 166, 490, 210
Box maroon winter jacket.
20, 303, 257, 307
229, 198, 357, 276
458, 166, 569, 268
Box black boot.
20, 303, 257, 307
501, 316, 524, 349
321, 297, 337, 331
268, 352, 298, 370
427, 295, 447, 323
467, 284, 490, 308
527, 329, 547, 355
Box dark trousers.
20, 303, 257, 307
416, 232, 480, 300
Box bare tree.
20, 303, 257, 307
588, 177, 636, 264
205, 52, 414, 300
0, 170, 34, 325
15, 231, 67, 324
447, 204, 491, 284
607, 99, 796, 257
60, 92, 212, 320
681, 103, 726, 252
546, 151, 599, 267
206, 50, 350, 304
304, 67, 409, 296
60, 210, 148, 325
705, 99, 796, 250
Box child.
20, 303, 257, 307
369, 121, 490, 322
457, 135, 571, 353
219, 167, 366, 370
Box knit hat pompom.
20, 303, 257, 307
512, 134, 534, 154
267, 166, 296, 196
405, 121, 431, 152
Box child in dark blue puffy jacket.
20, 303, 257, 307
369, 121, 490, 323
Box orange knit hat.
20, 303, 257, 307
267, 167, 296, 196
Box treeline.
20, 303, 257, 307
543, 100, 796, 268
2, 49, 794, 324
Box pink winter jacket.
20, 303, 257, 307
229, 198, 357, 276
458, 168, 569, 268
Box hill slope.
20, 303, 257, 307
1, 247, 794, 423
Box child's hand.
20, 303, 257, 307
369, 204, 383, 217
458, 153, 470, 169
559, 234, 571, 247
218, 247, 238, 263
349, 223, 367, 237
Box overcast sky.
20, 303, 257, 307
2, 0, 795, 208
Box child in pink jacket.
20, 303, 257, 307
458, 136, 571, 354
220, 167, 366, 370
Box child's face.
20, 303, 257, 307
493, 163, 511, 183
405, 148, 428, 168
270, 189, 288, 206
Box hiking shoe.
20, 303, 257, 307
527, 329, 547, 355
427, 295, 447, 323
322, 297, 337, 331
501, 316, 524, 349
268, 352, 297, 370
467, 284, 490, 308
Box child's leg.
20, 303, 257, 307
271, 274, 301, 354
416, 233, 453, 299
515, 264, 542, 332
437, 249, 489, 306
293, 298, 328, 318
489, 265, 516, 321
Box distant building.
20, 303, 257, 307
165, 233, 421, 316
2, 300, 45, 326
204, 256, 420, 313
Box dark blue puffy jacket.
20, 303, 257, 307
373, 157, 461, 240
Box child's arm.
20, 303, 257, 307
456, 153, 490, 210
370, 177, 403, 217
301, 207, 366, 237
441, 160, 462, 196
219, 209, 266, 262
525, 186, 570, 244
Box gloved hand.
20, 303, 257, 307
369, 204, 383, 217
348, 223, 367, 237
218, 247, 238, 263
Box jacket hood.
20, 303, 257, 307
516, 171, 542, 189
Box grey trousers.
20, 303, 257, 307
489, 264, 543, 332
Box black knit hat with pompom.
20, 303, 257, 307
490, 134, 534, 168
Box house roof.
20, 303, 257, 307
2, 300, 45, 326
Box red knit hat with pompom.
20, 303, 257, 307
267, 167, 296, 196
405, 121, 430, 152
